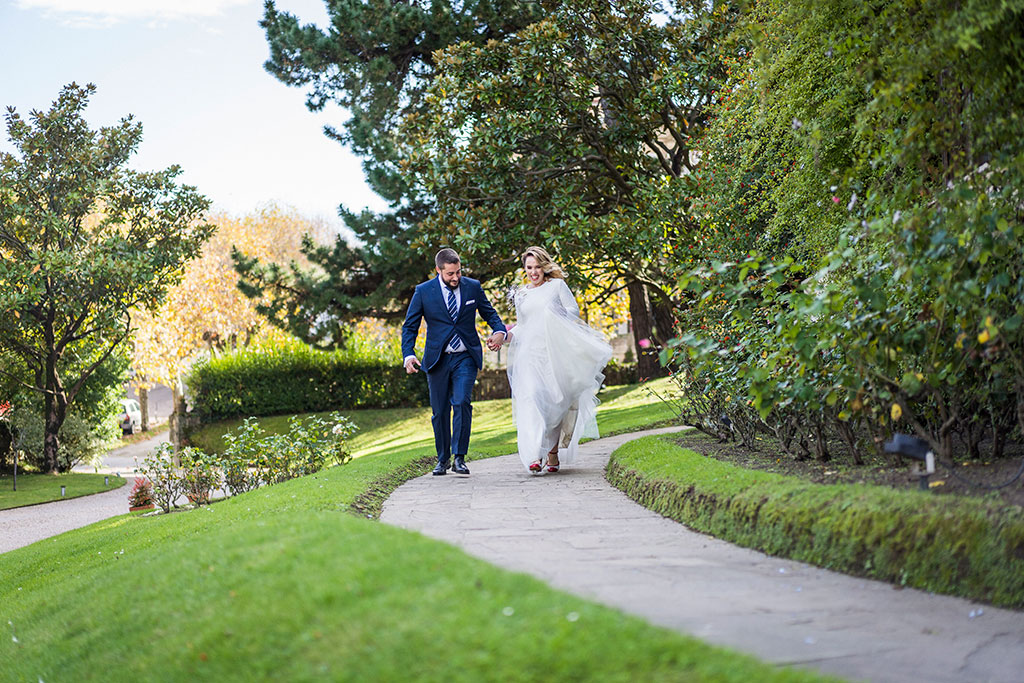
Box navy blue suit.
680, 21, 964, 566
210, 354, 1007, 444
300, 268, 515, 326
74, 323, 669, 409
401, 276, 505, 464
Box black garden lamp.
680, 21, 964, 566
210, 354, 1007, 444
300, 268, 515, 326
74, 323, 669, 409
884, 434, 936, 491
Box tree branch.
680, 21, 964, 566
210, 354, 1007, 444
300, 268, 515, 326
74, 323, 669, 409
67, 316, 132, 404
0, 364, 44, 394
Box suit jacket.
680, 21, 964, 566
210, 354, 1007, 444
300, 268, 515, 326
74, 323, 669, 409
401, 276, 506, 372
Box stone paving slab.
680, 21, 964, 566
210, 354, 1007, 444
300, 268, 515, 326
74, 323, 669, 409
381, 427, 1024, 683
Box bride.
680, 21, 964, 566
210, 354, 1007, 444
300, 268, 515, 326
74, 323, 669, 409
502, 246, 613, 473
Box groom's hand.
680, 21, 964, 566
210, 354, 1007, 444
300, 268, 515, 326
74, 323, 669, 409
404, 356, 421, 374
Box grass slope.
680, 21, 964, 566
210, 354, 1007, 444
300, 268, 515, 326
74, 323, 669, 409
1, 382, 833, 682
608, 435, 1024, 608
0, 473, 126, 510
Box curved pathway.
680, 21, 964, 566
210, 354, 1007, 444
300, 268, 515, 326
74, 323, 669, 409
381, 427, 1024, 683
1, 432, 168, 554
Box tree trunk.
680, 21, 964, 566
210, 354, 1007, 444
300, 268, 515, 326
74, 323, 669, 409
0, 422, 12, 470
1017, 379, 1024, 451
992, 419, 1005, 460
626, 280, 660, 380
812, 419, 831, 462
965, 418, 983, 460
169, 382, 186, 466
42, 384, 67, 474
648, 286, 677, 347
835, 418, 863, 466
139, 385, 150, 432
42, 320, 67, 473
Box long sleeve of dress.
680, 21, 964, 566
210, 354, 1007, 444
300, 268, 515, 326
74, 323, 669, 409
555, 278, 581, 319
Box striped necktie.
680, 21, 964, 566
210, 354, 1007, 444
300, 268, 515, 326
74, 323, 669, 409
446, 287, 458, 320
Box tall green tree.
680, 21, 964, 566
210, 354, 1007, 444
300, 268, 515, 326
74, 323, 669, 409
0, 83, 213, 473
235, 0, 544, 344
400, 0, 735, 376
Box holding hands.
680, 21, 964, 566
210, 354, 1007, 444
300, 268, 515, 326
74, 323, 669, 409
404, 329, 506, 374
485, 331, 507, 351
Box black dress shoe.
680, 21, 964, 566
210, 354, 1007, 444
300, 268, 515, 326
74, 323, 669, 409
432, 459, 450, 476
452, 456, 470, 475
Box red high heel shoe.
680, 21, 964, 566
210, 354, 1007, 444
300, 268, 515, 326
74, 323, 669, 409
529, 460, 543, 473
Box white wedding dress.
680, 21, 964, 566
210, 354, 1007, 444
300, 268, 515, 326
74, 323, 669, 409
507, 278, 613, 470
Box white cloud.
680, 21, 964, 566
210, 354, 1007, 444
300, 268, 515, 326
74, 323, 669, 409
16, 0, 253, 22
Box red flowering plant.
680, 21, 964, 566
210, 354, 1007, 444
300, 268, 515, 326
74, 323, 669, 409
129, 478, 154, 509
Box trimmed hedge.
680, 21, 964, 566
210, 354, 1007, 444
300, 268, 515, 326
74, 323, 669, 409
188, 339, 638, 421
188, 343, 429, 422
607, 435, 1024, 608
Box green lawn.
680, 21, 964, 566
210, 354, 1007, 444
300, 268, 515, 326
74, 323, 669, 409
0, 473, 126, 511
0, 381, 834, 682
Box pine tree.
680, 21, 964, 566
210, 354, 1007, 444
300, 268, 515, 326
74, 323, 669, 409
234, 1, 544, 344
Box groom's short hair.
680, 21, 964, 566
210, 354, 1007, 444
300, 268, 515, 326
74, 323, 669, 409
435, 248, 460, 269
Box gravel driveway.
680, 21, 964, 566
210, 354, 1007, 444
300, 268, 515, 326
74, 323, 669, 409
1, 431, 169, 555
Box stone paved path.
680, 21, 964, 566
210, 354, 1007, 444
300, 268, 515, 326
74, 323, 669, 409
381, 427, 1024, 683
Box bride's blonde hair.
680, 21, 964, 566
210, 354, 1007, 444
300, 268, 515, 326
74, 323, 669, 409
521, 246, 565, 281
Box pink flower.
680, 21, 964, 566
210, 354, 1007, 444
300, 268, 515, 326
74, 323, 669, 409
831, 196, 840, 203
638, 338, 651, 349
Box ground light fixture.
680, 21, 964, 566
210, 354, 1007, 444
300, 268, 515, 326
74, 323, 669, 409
884, 434, 935, 490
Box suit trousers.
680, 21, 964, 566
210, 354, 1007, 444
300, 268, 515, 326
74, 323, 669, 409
428, 351, 477, 462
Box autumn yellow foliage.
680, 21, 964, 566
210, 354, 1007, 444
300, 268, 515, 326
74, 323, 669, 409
131, 205, 331, 388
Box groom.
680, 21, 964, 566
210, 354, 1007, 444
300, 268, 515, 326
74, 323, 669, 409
402, 248, 506, 476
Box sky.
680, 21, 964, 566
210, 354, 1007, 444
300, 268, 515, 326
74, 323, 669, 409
0, 0, 387, 234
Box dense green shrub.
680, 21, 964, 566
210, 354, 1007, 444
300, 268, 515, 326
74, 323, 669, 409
665, 0, 1024, 464
214, 412, 357, 490
608, 435, 1024, 608
138, 412, 358, 509
220, 417, 264, 496
188, 338, 427, 422
179, 446, 221, 506
9, 409, 119, 472
137, 442, 186, 514
259, 414, 358, 483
